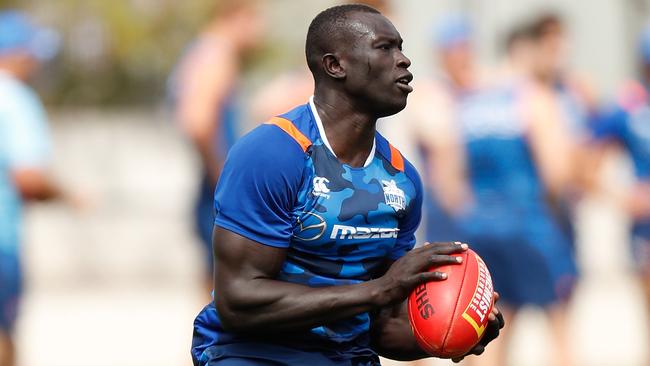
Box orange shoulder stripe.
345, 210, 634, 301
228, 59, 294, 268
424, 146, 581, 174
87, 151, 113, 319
265, 117, 312, 152
388, 143, 405, 172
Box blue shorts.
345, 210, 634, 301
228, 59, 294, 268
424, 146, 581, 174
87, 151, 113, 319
468, 236, 557, 307
0, 253, 22, 332
194, 343, 380, 366
632, 221, 650, 274
191, 305, 380, 366
458, 215, 577, 308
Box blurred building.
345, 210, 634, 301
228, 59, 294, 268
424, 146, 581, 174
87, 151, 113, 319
1, 0, 648, 107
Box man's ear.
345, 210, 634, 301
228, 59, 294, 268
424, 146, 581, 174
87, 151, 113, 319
322, 53, 346, 79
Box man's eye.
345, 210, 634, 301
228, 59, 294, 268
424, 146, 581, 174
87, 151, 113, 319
380, 45, 391, 50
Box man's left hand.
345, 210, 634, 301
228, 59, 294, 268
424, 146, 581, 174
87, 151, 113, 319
451, 292, 505, 363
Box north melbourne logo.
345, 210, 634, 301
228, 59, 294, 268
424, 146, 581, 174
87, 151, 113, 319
381, 179, 406, 212
312, 176, 330, 199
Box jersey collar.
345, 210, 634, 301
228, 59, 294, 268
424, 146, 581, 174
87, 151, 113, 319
309, 96, 376, 168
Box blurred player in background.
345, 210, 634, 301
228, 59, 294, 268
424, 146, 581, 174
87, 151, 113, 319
404, 14, 484, 247
169, 0, 264, 294
496, 16, 583, 366
407, 17, 578, 366
191, 5, 503, 365
379, 16, 485, 366
0, 10, 69, 366
590, 25, 650, 366
525, 12, 598, 247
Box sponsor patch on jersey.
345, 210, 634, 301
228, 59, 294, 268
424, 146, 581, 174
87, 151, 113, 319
330, 224, 399, 240
293, 212, 327, 241
381, 179, 406, 212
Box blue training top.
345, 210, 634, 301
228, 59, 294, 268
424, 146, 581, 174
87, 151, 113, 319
456, 85, 547, 238
0, 71, 51, 256
191, 98, 423, 364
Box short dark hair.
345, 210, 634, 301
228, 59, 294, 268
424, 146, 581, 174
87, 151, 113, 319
305, 4, 381, 78
527, 12, 564, 40
502, 23, 532, 53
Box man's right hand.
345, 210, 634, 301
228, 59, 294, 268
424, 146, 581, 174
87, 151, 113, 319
375, 242, 467, 307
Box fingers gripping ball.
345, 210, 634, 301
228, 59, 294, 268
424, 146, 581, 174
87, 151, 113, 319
407, 249, 494, 358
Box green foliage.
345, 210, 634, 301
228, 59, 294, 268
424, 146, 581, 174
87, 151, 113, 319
9, 0, 229, 105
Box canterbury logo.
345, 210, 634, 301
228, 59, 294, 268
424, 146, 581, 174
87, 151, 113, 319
312, 176, 330, 198
330, 224, 399, 240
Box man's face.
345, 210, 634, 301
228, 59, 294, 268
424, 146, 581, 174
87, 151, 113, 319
233, 5, 265, 50
339, 12, 412, 117
440, 41, 473, 85
532, 24, 567, 80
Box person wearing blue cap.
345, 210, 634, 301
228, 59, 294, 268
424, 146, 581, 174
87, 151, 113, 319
402, 12, 585, 366
0, 10, 67, 366
433, 14, 478, 92
589, 24, 650, 366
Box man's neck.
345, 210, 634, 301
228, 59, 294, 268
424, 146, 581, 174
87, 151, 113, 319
313, 87, 377, 168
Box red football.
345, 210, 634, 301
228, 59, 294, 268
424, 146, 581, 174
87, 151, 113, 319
407, 248, 495, 358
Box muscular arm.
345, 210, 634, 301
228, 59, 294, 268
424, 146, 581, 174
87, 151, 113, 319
411, 82, 469, 215
176, 40, 237, 184
213, 226, 465, 335
427, 136, 469, 216
526, 83, 575, 198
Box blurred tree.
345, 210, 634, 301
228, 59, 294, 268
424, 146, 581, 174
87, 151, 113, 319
1, 0, 254, 106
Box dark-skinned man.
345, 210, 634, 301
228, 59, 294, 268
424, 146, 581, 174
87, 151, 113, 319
191, 5, 503, 366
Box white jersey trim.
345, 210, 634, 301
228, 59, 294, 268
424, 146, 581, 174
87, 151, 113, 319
309, 96, 376, 168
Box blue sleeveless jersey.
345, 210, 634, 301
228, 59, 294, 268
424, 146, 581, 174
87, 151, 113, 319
194, 91, 240, 255
191, 100, 423, 365
593, 82, 650, 239
167, 49, 241, 257
454, 84, 576, 306
555, 82, 589, 138
458, 86, 544, 234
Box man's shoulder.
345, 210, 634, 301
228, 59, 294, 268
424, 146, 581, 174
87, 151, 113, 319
0, 73, 48, 135
0, 73, 40, 109
231, 103, 314, 162
277, 103, 314, 132
374, 132, 421, 186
